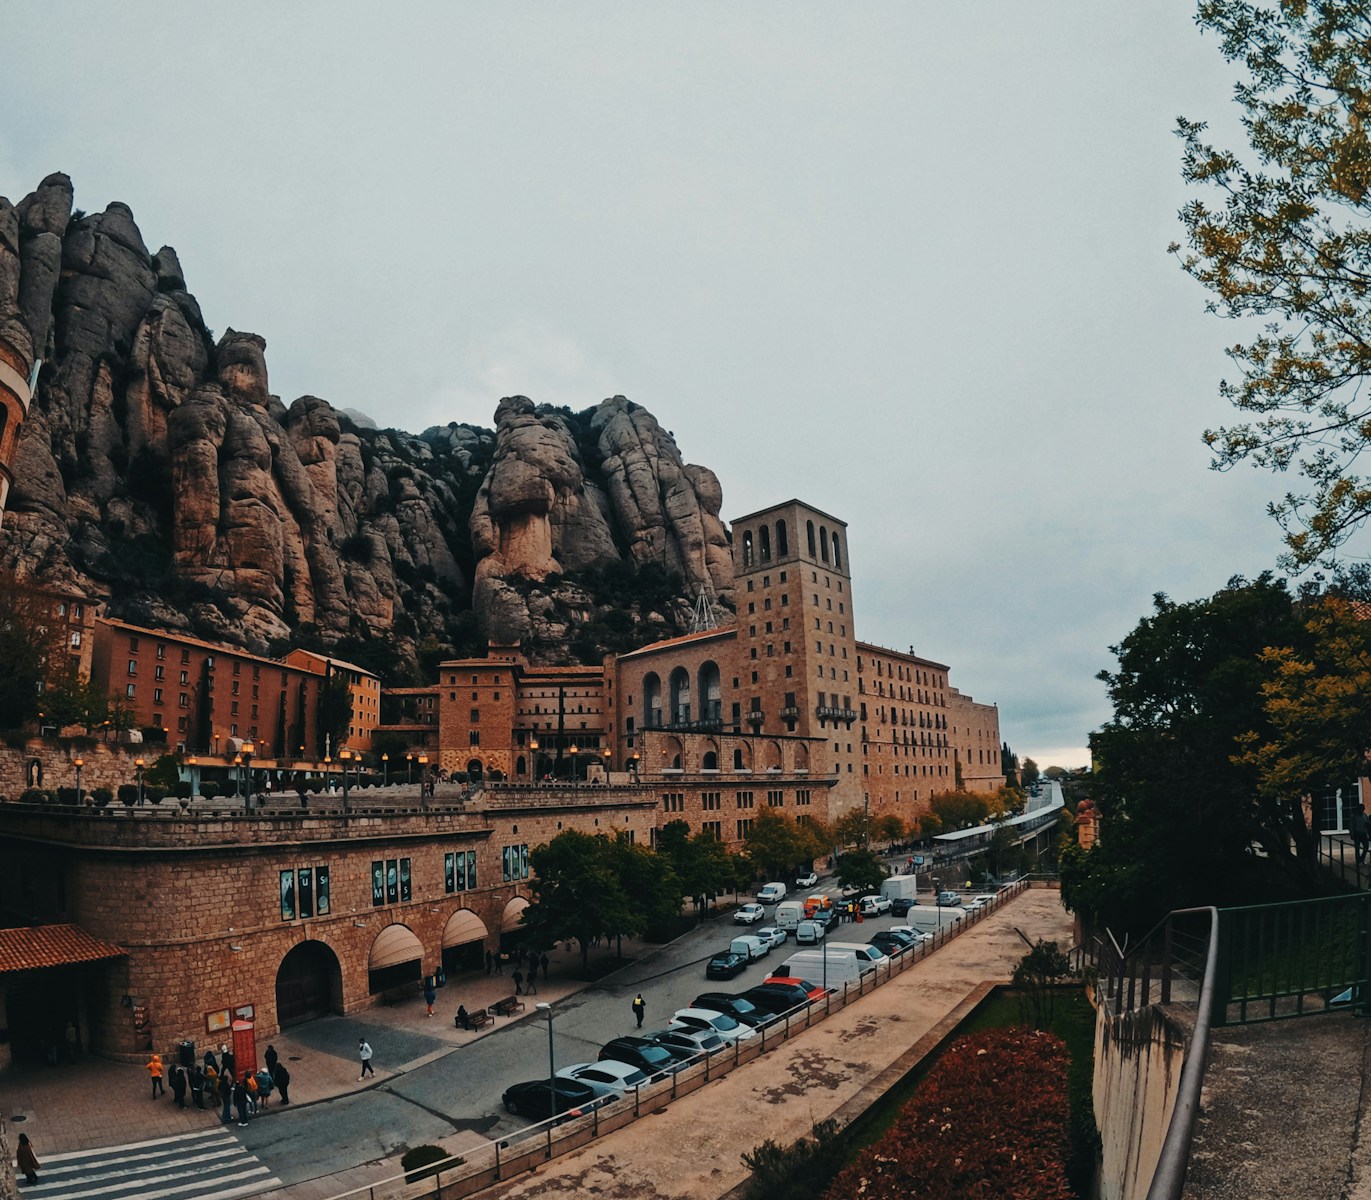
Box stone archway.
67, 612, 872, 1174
367, 923, 423, 995
275, 939, 344, 1027
441, 907, 489, 976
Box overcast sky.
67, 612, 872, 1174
1, 3, 1293, 768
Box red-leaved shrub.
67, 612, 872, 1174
823, 1026, 1073, 1200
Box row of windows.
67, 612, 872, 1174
502, 844, 530, 882
279, 864, 330, 921
744, 571, 788, 591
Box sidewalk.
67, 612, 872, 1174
0, 932, 661, 1158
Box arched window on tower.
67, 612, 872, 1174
669, 667, 691, 726
759, 525, 771, 562
776, 520, 788, 557
819, 525, 830, 562
699, 661, 722, 722
644, 673, 662, 729
742, 529, 754, 568
832, 532, 842, 570
807, 520, 816, 558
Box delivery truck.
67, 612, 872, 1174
775, 901, 805, 931
880, 875, 919, 903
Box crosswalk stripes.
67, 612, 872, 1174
20, 1126, 283, 1200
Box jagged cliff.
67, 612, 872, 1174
0, 174, 734, 679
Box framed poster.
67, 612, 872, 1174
445, 852, 455, 894
279, 870, 296, 921
298, 866, 314, 919
465, 850, 477, 890
400, 857, 411, 902
206, 1009, 231, 1033
232, 1004, 255, 1021
317, 866, 331, 915
371, 861, 384, 907
386, 858, 398, 904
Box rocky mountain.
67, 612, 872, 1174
0, 174, 734, 680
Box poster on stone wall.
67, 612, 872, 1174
317, 866, 330, 915
279, 870, 295, 921
400, 858, 411, 902
466, 850, 476, 890
372, 861, 384, 906
298, 867, 313, 919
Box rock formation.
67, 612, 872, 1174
0, 176, 735, 677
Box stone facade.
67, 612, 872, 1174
0, 787, 656, 1062
947, 686, 1005, 794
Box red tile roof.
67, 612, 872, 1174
0, 924, 126, 974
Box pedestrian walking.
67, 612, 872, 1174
264, 1044, 279, 1076
525, 970, 538, 995
220, 1072, 234, 1123
65, 1020, 79, 1062
190, 1064, 206, 1109
204, 1047, 219, 1074
485, 950, 494, 975
245, 1071, 259, 1114
494, 953, 504, 975
255, 1067, 274, 1108
146, 1051, 165, 1099
170, 1064, 187, 1108
16, 1133, 39, 1186
632, 993, 646, 1028
424, 977, 437, 1016
512, 968, 524, 996
540, 951, 550, 981
233, 1079, 251, 1126
272, 1061, 291, 1105
1354, 806, 1371, 864
220, 1043, 235, 1079
358, 1038, 375, 1079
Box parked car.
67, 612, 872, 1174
705, 949, 749, 980
734, 903, 766, 925
691, 993, 777, 1029
671, 1007, 757, 1044
889, 925, 932, 945
730, 935, 769, 961
890, 897, 915, 917
647, 1026, 726, 1060
810, 904, 838, 928
858, 894, 892, 917
968, 893, 999, 911
598, 1036, 686, 1079
755, 925, 787, 950
556, 1060, 651, 1097
936, 890, 963, 907
502, 1077, 609, 1120
762, 974, 830, 1001
867, 930, 916, 956
740, 980, 816, 1016
757, 882, 787, 904
795, 919, 826, 945
796, 872, 818, 888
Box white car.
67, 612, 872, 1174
796, 872, 818, 888
755, 925, 787, 950
795, 919, 826, 944
734, 903, 766, 925
969, 893, 999, 911
671, 1007, 757, 1045
555, 1061, 651, 1097
859, 895, 892, 916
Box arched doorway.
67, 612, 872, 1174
367, 924, 424, 996
466, 758, 484, 783
441, 908, 489, 976
276, 940, 344, 1027
500, 896, 530, 955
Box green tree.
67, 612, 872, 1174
1175, 3, 1371, 565
319, 672, 354, 756
1019, 758, 1040, 790
743, 809, 805, 882
929, 790, 992, 832
1064, 574, 1307, 934
521, 831, 637, 971
1001, 742, 1020, 789
0, 573, 66, 727
146, 752, 182, 791
834, 847, 887, 894
874, 814, 906, 849
833, 808, 874, 849
1012, 939, 1073, 1029
607, 834, 681, 945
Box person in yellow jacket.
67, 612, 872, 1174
147, 1051, 165, 1099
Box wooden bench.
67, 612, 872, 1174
455, 1007, 492, 1030
491, 995, 525, 1017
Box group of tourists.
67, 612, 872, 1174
146, 1042, 292, 1127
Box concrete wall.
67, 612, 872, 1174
1093, 1000, 1190, 1200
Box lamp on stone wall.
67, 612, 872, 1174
242, 741, 255, 812
602, 746, 611, 782
569, 744, 578, 786
134, 756, 145, 806
529, 738, 539, 781
73, 756, 84, 802
381, 752, 389, 787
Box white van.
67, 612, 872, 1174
903, 906, 966, 932
775, 900, 805, 931
757, 882, 787, 904
781, 948, 864, 985
731, 935, 769, 961
824, 941, 890, 968
795, 919, 826, 945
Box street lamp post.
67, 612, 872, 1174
381, 752, 389, 788
73, 756, 84, 803
536, 1001, 555, 1118
242, 741, 255, 812
418, 753, 429, 805
324, 754, 332, 797
630, 752, 640, 780
340, 748, 352, 811
529, 738, 539, 781
601, 746, 611, 783
135, 757, 145, 806
187, 756, 198, 798
406, 753, 415, 786
569, 744, 578, 787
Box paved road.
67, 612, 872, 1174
238, 887, 925, 1187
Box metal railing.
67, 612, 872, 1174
311, 881, 1034, 1200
